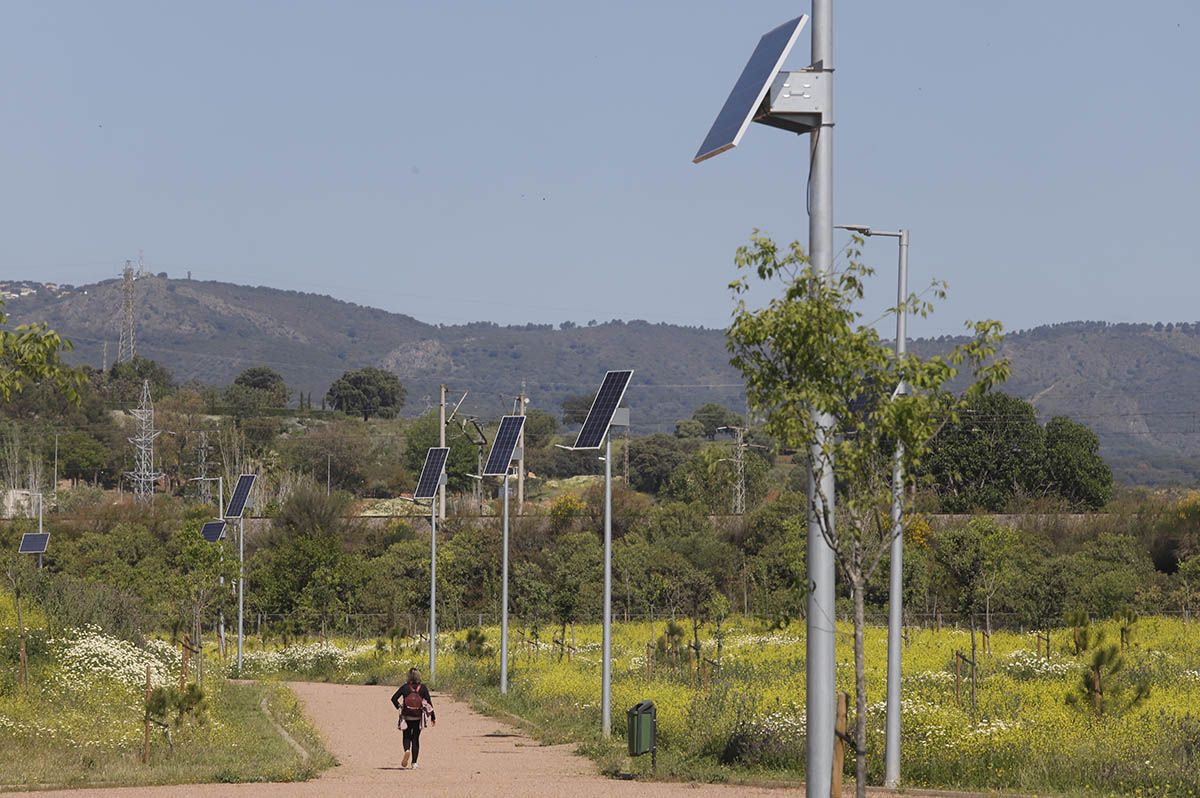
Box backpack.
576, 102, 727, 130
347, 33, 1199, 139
402, 687, 424, 719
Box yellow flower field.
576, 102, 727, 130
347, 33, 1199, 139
428, 615, 1200, 796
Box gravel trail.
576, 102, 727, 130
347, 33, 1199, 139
22, 681, 980, 797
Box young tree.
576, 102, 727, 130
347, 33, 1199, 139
1175, 554, 1200, 622
727, 232, 1008, 797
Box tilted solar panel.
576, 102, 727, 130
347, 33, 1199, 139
18, 532, 49, 554
414, 447, 450, 500
483, 416, 526, 477
693, 15, 808, 164
200, 520, 227, 542
224, 474, 257, 519
573, 370, 633, 450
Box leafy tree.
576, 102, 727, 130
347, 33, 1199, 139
280, 419, 374, 493
560, 394, 593, 426
921, 392, 1045, 512
326, 367, 405, 421
1044, 416, 1112, 510
0, 303, 80, 404
403, 411, 477, 492
224, 366, 289, 416
691, 402, 742, 439
1061, 533, 1154, 618
1008, 547, 1067, 656
663, 445, 769, 514
108, 356, 175, 403
726, 231, 1008, 796
233, 366, 290, 407
521, 408, 559, 449
250, 484, 357, 637
935, 518, 1018, 641
674, 419, 705, 439
357, 539, 429, 634
526, 442, 602, 479
627, 433, 694, 494
57, 431, 109, 485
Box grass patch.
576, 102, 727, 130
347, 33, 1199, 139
0, 621, 335, 789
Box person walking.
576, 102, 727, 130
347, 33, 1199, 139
391, 667, 435, 769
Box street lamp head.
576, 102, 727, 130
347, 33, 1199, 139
835, 224, 873, 235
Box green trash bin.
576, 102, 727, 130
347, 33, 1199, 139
626, 700, 656, 758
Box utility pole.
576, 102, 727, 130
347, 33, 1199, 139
438, 385, 447, 520
196, 432, 210, 504
52, 434, 58, 502
517, 383, 526, 513
117, 261, 137, 364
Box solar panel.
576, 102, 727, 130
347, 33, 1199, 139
224, 474, 256, 519
19, 532, 49, 555
200, 520, 227, 542
693, 15, 808, 164
572, 370, 634, 450
414, 447, 449, 500
483, 416, 526, 477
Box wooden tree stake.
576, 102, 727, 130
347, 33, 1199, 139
831, 690, 848, 797
143, 664, 152, 765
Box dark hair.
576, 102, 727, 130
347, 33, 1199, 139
408, 667, 422, 685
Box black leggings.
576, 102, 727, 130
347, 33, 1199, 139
402, 721, 422, 762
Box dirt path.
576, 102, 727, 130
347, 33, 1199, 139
23, 682, 968, 797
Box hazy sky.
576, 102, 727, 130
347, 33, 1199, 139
2, 1, 1197, 337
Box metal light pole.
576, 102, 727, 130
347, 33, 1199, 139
429, 499, 438, 681
837, 223, 909, 787
692, 7, 837, 789
238, 515, 245, 675
601, 431, 613, 737
558, 372, 631, 738
500, 470, 511, 693
190, 476, 225, 656
806, 4, 838, 793
35, 492, 44, 569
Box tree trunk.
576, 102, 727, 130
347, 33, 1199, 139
984, 595, 992, 654
853, 575, 868, 798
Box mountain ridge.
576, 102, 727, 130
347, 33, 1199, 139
7, 275, 1200, 485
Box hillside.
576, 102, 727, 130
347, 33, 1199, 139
8, 277, 1200, 485
7, 275, 744, 436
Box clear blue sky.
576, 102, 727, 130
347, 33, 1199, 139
2, 1, 1197, 337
